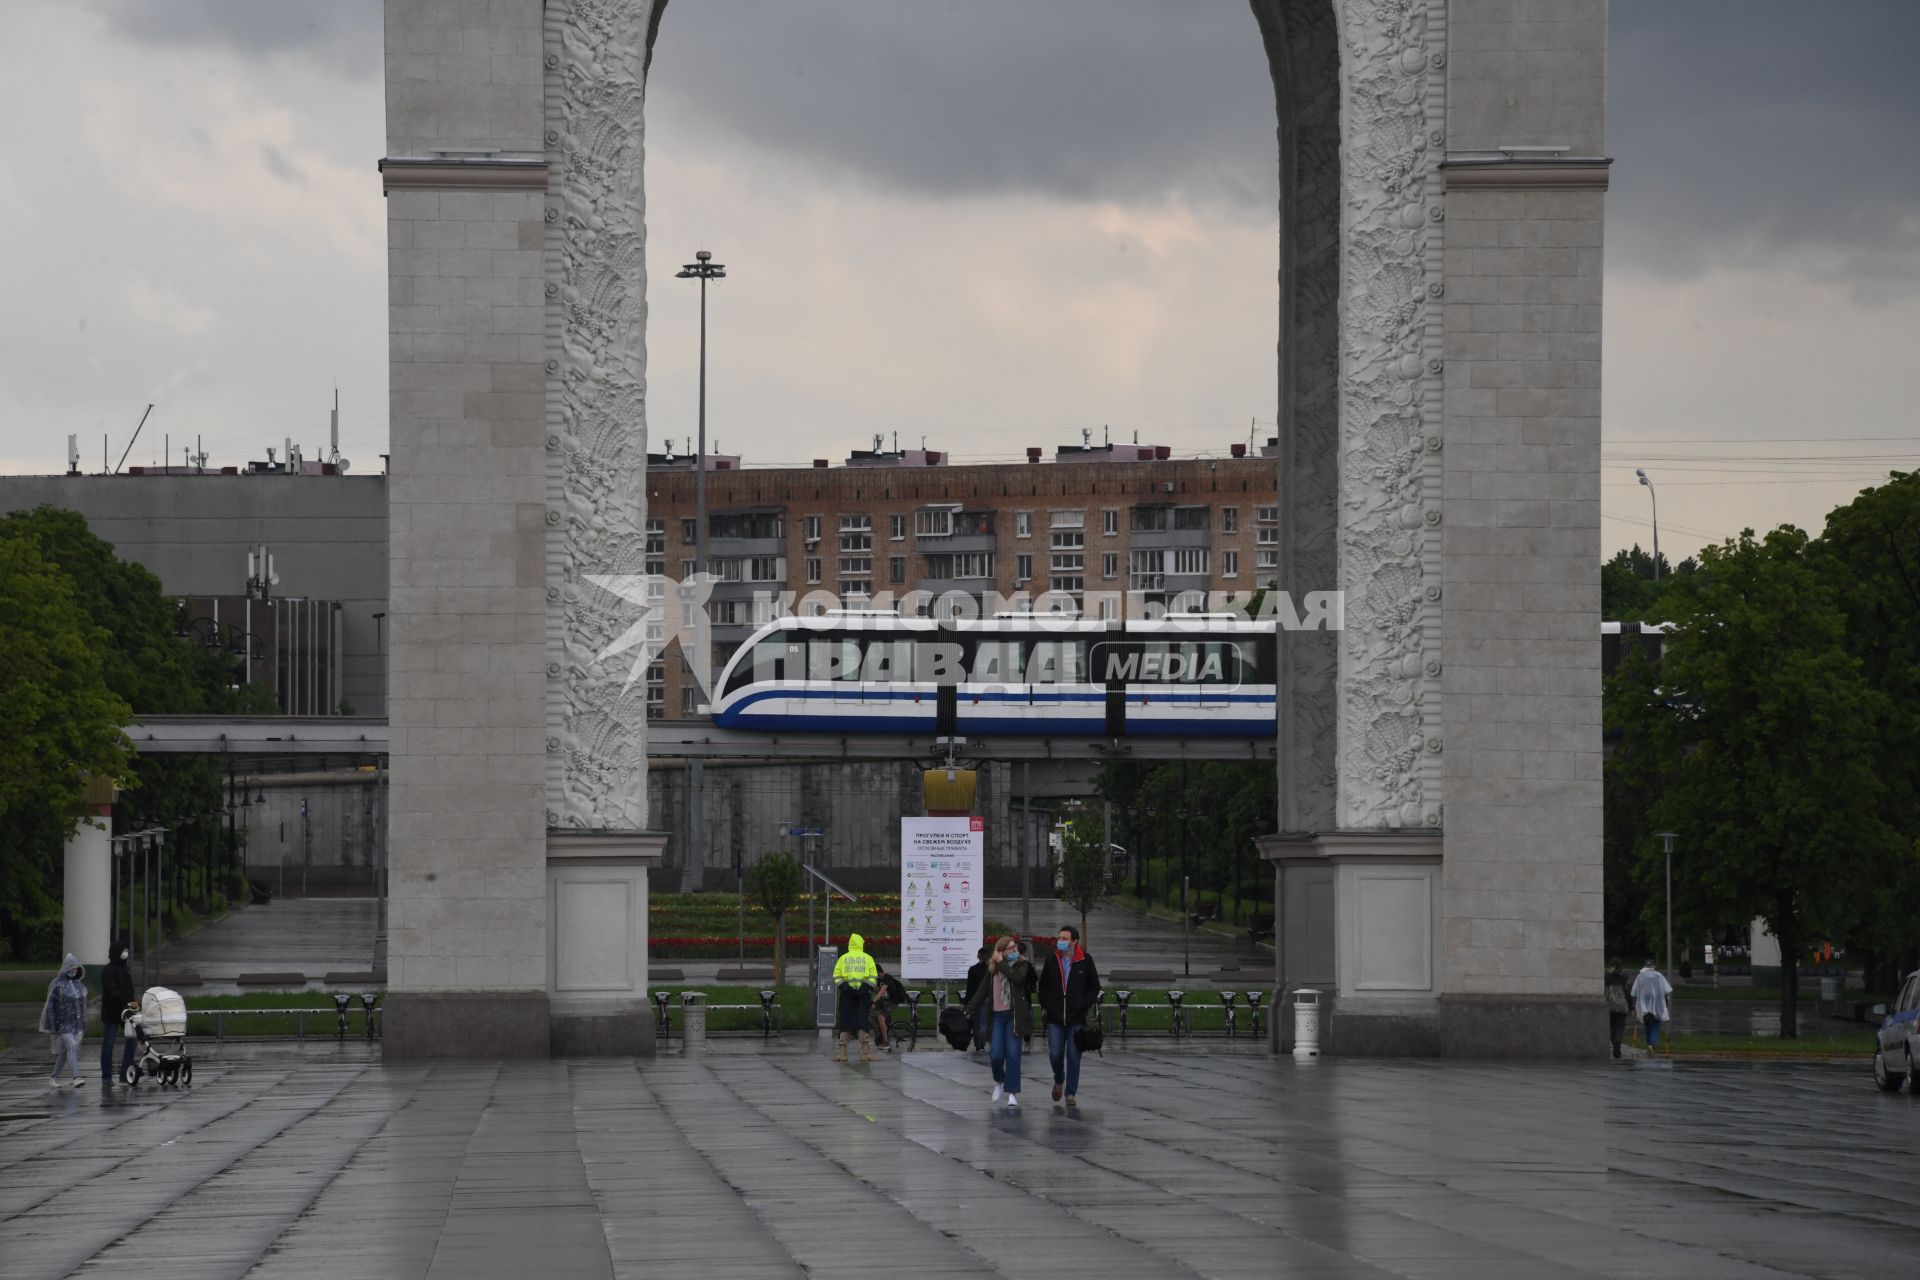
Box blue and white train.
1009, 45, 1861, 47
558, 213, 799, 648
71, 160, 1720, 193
709, 613, 1278, 737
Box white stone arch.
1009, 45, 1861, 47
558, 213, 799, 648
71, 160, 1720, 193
541, 0, 1445, 837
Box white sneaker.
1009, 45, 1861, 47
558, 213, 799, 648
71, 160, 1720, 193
49, 1077, 60, 1089
1006, 1094, 1019, 1108
991, 1084, 1005, 1103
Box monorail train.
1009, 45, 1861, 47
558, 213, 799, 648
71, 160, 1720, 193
708, 613, 1278, 737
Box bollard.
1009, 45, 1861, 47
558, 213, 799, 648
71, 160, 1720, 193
1245, 990, 1265, 1039
1219, 991, 1238, 1038
653, 990, 673, 1042
680, 991, 707, 1047
1114, 990, 1132, 1040
333, 993, 353, 1042
1292, 988, 1321, 1058
360, 992, 380, 1040
1166, 990, 1185, 1039
933, 986, 948, 1014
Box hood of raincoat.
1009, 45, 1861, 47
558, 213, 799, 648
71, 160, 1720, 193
846, 933, 866, 954
40, 953, 88, 1036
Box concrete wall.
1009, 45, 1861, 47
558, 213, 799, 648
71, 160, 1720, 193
243, 772, 387, 892
0, 474, 389, 716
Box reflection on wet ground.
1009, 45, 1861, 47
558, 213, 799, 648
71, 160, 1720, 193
0, 1037, 1909, 1278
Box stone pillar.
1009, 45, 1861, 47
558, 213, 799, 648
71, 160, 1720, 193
547, 831, 666, 1054
63, 776, 115, 968
1436, 0, 1609, 1056
381, 0, 553, 1057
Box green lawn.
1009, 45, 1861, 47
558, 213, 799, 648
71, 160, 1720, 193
1664, 1030, 1876, 1057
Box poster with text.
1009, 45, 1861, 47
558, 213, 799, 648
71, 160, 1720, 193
900, 816, 985, 981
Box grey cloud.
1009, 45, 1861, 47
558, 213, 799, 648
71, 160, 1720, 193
647, 0, 1281, 214
259, 144, 305, 186
1608, 0, 1920, 293
92, 0, 381, 79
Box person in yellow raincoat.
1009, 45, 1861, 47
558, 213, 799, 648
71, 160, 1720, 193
832, 933, 878, 1062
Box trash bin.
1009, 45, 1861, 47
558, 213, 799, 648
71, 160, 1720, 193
1291, 988, 1321, 1059
814, 946, 839, 1028
681, 991, 707, 1046
1819, 976, 1840, 1008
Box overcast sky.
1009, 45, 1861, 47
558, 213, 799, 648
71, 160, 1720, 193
1, 1, 1915, 561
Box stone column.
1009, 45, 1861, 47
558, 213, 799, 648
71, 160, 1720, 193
1436, 0, 1609, 1056
382, 0, 553, 1056
63, 777, 115, 969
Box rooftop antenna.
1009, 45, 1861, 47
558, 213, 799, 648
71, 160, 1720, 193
873, 433, 884, 454
329, 385, 340, 463
1082, 426, 1091, 448
1133, 429, 1139, 445
1104, 424, 1110, 447
67, 434, 80, 476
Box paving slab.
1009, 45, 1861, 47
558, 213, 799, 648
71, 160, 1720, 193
0, 1038, 1910, 1278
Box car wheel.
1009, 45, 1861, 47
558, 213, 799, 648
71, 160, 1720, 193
1874, 1048, 1906, 1092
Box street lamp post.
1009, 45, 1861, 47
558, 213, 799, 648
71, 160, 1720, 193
676, 250, 724, 896
1636, 469, 1660, 582
1656, 831, 1678, 973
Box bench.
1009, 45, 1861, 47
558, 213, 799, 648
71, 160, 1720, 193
1189, 900, 1222, 928
1248, 912, 1275, 942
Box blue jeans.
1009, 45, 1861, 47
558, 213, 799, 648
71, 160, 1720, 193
1642, 1013, 1662, 1049
989, 1011, 1021, 1095
100, 1022, 136, 1080
1047, 1021, 1083, 1096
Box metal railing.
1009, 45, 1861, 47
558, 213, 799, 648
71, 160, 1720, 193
183, 995, 381, 1042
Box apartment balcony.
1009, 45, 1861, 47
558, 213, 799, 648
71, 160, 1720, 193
915, 531, 997, 555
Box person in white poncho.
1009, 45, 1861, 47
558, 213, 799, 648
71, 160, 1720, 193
39, 953, 89, 1088
1631, 958, 1674, 1054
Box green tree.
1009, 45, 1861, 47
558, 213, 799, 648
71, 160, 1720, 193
746, 851, 805, 985
1601, 544, 1698, 621
1818, 471, 1920, 988
1611, 527, 1901, 1035
1056, 812, 1113, 942
0, 532, 133, 958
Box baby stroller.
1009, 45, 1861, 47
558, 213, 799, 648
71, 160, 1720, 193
122, 987, 192, 1087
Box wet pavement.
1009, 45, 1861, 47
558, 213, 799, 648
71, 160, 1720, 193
136, 897, 381, 993
0, 1038, 1909, 1278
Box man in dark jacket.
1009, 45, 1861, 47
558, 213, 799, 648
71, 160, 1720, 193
98, 937, 138, 1085
960, 945, 991, 1051
1038, 924, 1100, 1106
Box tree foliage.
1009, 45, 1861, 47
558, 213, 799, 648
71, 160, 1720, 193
1607, 525, 1904, 1035
1095, 760, 1276, 913
1056, 813, 1113, 941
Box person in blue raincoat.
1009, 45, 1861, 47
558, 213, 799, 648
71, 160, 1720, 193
40, 953, 89, 1088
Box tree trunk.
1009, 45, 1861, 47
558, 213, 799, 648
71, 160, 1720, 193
1080, 906, 1088, 946
774, 910, 786, 987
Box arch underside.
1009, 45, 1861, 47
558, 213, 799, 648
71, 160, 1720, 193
543, 0, 1442, 835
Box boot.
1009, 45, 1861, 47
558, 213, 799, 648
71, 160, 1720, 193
833, 1033, 848, 1062
859, 1031, 876, 1062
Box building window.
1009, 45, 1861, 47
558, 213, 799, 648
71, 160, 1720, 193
890, 556, 906, 584
681, 558, 698, 578
839, 557, 872, 578
709, 512, 783, 540
804, 514, 823, 544
1103, 509, 1119, 536
712, 600, 747, 627
1015, 553, 1033, 584
681, 518, 697, 545
645, 559, 666, 577
1102, 553, 1118, 580
1172, 548, 1210, 576
682, 686, 699, 714
749, 556, 784, 582
926, 552, 994, 580
1016, 512, 1032, 538
1256, 526, 1279, 546
1173, 506, 1209, 532
1256, 548, 1280, 572
1051, 576, 1083, 597
1256, 505, 1279, 524
1221, 507, 1238, 534
647, 662, 666, 685
645, 518, 666, 555
1097, 595, 1118, 620
915, 507, 955, 538
1130, 506, 1169, 533
890, 514, 906, 540
839, 514, 871, 553
1050, 551, 1083, 575
1128, 549, 1165, 591
1051, 509, 1084, 530
1050, 529, 1083, 552
806, 557, 822, 585
1222, 549, 1239, 578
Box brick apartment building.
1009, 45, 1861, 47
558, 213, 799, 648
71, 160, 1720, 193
642, 437, 1282, 719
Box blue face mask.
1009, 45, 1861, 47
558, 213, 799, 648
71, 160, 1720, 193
1057, 940, 1072, 953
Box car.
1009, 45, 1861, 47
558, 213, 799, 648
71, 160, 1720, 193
1873, 970, 1920, 1093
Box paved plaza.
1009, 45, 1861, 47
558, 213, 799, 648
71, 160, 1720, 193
1, 1038, 1910, 1279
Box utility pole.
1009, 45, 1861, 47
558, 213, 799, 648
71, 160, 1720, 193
1657, 831, 1678, 973
676, 250, 725, 894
